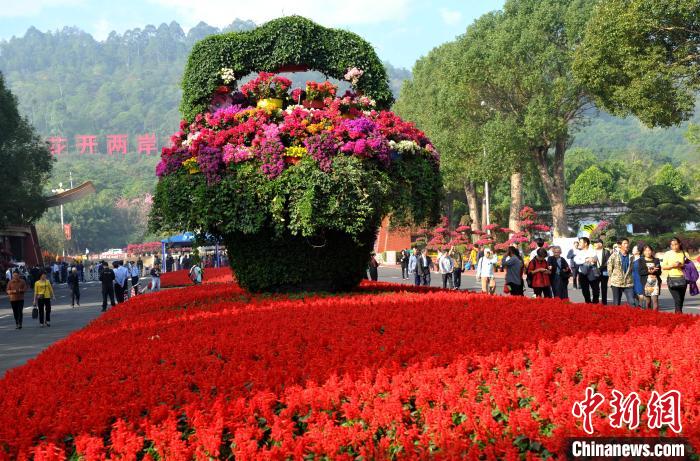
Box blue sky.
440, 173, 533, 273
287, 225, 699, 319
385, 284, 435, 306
0, 0, 506, 68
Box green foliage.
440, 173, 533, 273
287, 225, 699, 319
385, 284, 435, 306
568, 166, 614, 205
574, 0, 700, 127
224, 227, 374, 293
0, 72, 53, 224
654, 164, 691, 196
620, 185, 699, 234
181, 16, 393, 121
152, 154, 440, 292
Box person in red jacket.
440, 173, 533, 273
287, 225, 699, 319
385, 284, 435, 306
527, 248, 552, 298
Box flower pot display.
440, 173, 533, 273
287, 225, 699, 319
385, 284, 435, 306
302, 99, 325, 109
151, 16, 441, 292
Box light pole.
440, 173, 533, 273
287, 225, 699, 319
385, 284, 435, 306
51, 182, 66, 258
480, 101, 492, 235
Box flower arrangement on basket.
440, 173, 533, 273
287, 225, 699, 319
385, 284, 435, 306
152, 66, 441, 292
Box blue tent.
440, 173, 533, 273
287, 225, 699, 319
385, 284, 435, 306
161, 232, 195, 246
161, 232, 221, 272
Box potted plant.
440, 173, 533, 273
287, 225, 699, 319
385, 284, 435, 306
240, 72, 292, 111
303, 81, 337, 109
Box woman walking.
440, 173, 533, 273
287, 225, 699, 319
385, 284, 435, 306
6, 271, 28, 329
662, 237, 688, 313
476, 248, 498, 294
638, 245, 661, 310
33, 272, 56, 327
502, 246, 524, 296
527, 248, 552, 298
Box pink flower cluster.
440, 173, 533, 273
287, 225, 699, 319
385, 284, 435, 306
156, 74, 438, 180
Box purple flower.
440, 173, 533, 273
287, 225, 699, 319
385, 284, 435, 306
342, 117, 376, 139
305, 134, 338, 172
156, 148, 190, 177
197, 146, 224, 184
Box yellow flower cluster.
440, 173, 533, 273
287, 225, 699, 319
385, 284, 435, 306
306, 120, 332, 135
183, 157, 200, 174
284, 146, 307, 158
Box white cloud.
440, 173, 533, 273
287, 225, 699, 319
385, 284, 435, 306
0, 0, 85, 18
439, 7, 462, 26
146, 0, 411, 28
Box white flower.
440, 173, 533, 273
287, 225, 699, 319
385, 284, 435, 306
219, 67, 236, 84
344, 67, 364, 85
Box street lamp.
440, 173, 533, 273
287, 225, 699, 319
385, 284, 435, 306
51, 182, 66, 258
480, 101, 492, 235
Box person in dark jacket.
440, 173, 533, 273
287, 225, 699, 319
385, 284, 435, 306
67, 267, 81, 308
547, 246, 571, 299
368, 252, 379, 281
99, 261, 116, 312
400, 250, 409, 280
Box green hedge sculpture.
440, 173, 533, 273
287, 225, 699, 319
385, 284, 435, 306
180, 15, 394, 121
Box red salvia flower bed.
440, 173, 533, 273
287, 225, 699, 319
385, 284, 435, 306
160, 267, 233, 288
0, 282, 698, 459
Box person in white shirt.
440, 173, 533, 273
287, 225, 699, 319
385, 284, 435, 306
476, 248, 498, 294
439, 250, 454, 289
573, 237, 601, 304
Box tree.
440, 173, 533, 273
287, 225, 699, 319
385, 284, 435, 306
574, 0, 700, 127
455, 0, 595, 237
620, 185, 699, 234
568, 165, 614, 205
654, 164, 691, 197
0, 72, 53, 224
395, 41, 486, 230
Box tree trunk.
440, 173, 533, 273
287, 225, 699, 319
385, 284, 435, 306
464, 181, 481, 231
532, 140, 569, 237
509, 171, 523, 234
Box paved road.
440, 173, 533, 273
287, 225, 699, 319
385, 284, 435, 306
0, 280, 125, 376
1, 268, 697, 376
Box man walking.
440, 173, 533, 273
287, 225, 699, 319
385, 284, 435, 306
99, 261, 116, 312
67, 267, 81, 308
574, 237, 601, 304
130, 261, 140, 296
113, 262, 129, 303
400, 249, 409, 280
150, 264, 161, 292
567, 241, 579, 289
439, 250, 454, 289
451, 247, 463, 290
593, 239, 611, 305
607, 238, 635, 306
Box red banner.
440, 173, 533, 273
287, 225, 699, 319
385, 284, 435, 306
63, 224, 72, 241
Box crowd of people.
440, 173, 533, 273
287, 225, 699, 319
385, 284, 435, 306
395, 235, 698, 313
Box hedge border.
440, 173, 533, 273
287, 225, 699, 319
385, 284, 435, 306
180, 15, 394, 121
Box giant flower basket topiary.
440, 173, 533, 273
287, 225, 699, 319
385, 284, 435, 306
151, 16, 442, 292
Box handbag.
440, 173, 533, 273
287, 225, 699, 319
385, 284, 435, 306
587, 265, 601, 281
32, 306, 38, 319
667, 276, 687, 289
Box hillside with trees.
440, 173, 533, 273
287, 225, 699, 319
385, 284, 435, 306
1, 19, 698, 250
